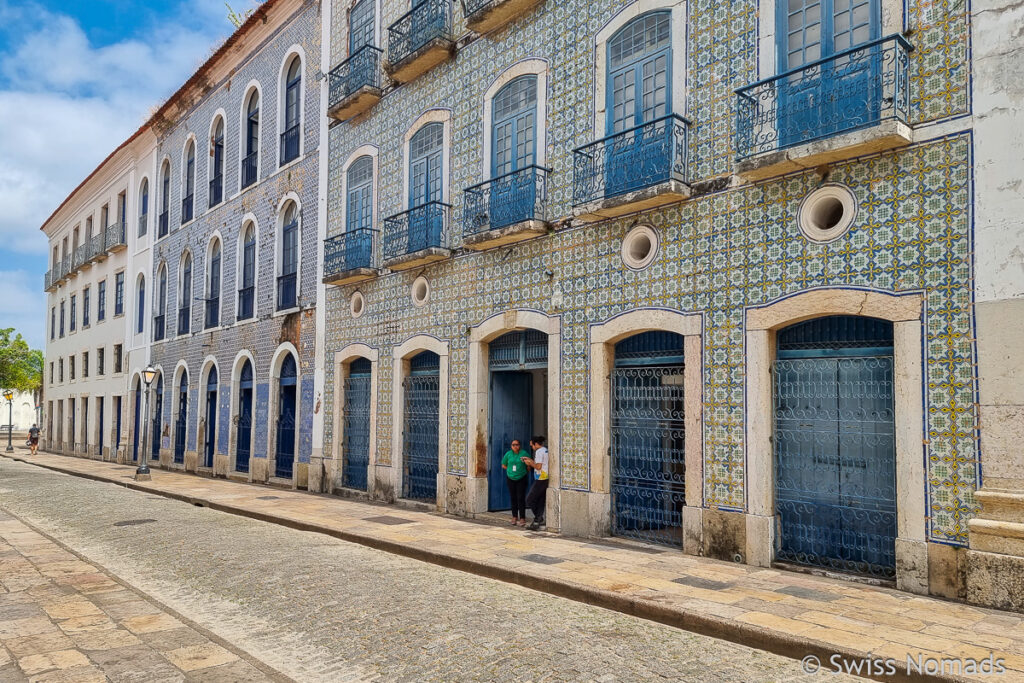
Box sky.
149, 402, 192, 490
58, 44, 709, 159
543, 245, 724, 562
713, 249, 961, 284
0, 0, 258, 349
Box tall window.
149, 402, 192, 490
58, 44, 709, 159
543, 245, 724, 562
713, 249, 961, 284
281, 56, 301, 165
350, 0, 375, 53
82, 286, 90, 327
138, 179, 149, 237
154, 265, 167, 341
97, 280, 106, 322
409, 123, 443, 207
346, 156, 373, 232
492, 75, 537, 177
242, 91, 260, 188
70, 294, 77, 332
118, 192, 127, 225
607, 12, 671, 134
179, 253, 192, 335
209, 118, 225, 207
159, 161, 171, 237
779, 0, 878, 70
50, 307, 55, 340
114, 272, 125, 316
182, 141, 196, 224
136, 277, 145, 335
60, 301, 65, 337
238, 224, 256, 320
97, 348, 104, 376
277, 203, 298, 310
206, 240, 221, 329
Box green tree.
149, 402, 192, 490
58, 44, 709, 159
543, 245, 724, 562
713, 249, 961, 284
0, 328, 42, 394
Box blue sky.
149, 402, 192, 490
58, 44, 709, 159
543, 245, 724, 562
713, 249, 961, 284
0, 0, 257, 349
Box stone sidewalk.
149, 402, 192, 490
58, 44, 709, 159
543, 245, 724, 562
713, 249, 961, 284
0, 508, 286, 682
7, 451, 1024, 682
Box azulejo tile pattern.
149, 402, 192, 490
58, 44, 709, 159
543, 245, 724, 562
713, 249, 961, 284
324, 0, 976, 544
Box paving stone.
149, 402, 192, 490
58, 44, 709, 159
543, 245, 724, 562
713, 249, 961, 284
68, 627, 141, 651
16, 649, 90, 676
87, 644, 186, 682
136, 628, 208, 653
119, 613, 182, 635
162, 643, 238, 672
183, 659, 272, 682
3, 631, 76, 658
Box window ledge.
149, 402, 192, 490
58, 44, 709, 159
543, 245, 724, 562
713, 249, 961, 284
277, 153, 306, 174
272, 306, 302, 319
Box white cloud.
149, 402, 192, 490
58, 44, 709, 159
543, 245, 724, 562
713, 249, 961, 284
0, 269, 46, 349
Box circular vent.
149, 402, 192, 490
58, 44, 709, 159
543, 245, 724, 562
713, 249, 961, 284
350, 291, 365, 318
621, 224, 659, 270
411, 277, 430, 307
798, 184, 858, 243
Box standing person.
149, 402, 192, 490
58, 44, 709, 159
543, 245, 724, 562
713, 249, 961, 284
502, 439, 530, 526
27, 424, 40, 455
523, 436, 548, 530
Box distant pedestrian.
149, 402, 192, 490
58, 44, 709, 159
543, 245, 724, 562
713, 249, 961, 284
28, 424, 40, 455
502, 440, 529, 526
523, 436, 548, 530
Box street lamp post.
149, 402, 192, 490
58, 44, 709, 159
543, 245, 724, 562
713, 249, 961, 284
136, 365, 157, 481
3, 390, 13, 453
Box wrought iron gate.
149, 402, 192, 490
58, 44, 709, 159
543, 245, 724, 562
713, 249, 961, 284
174, 376, 187, 464
610, 332, 686, 548
343, 359, 372, 491
236, 363, 253, 474
403, 357, 440, 502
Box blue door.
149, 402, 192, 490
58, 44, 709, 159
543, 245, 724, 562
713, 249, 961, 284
98, 398, 104, 457
204, 367, 218, 468
132, 384, 140, 462
403, 351, 439, 502
343, 358, 372, 491
408, 123, 443, 252
610, 332, 686, 548
488, 372, 532, 511
606, 12, 671, 197
773, 316, 896, 578
175, 372, 187, 464
275, 355, 297, 479
777, 0, 880, 147
489, 76, 537, 229
237, 361, 253, 474
151, 375, 163, 460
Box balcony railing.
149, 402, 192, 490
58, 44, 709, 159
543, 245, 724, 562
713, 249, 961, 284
464, 165, 550, 236
178, 307, 191, 336
72, 244, 88, 270
60, 255, 70, 279
573, 114, 690, 207
280, 125, 300, 165
383, 201, 450, 261
329, 45, 383, 115
87, 233, 104, 263
104, 221, 127, 251
204, 299, 220, 329
324, 228, 376, 278
237, 286, 255, 321
277, 273, 297, 311
387, 0, 453, 67
153, 314, 165, 342
44, 270, 54, 291
209, 175, 224, 208
463, 0, 543, 32
735, 35, 912, 160
241, 152, 258, 189
181, 194, 194, 224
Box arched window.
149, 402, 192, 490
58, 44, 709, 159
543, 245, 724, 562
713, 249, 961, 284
277, 203, 298, 311
350, 0, 375, 53
492, 75, 537, 177
138, 179, 149, 237
209, 118, 225, 207
281, 56, 302, 165
179, 253, 192, 335
136, 276, 145, 335
159, 161, 171, 237
206, 239, 221, 329
242, 91, 260, 188
346, 156, 373, 233
154, 265, 167, 341
182, 141, 196, 223
607, 12, 671, 134
238, 223, 256, 320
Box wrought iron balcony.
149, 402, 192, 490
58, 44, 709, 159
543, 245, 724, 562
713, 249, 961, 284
209, 175, 224, 208
87, 233, 105, 264
104, 221, 127, 251
153, 314, 165, 342
181, 194, 194, 224
385, 0, 454, 84
323, 228, 378, 285
382, 201, 451, 270
463, 165, 550, 250
463, 0, 544, 34
241, 152, 258, 189
280, 125, 300, 165
735, 35, 913, 178
72, 244, 88, 271
204, 299, 220, 329
60, 255, 71, 279
328, 46, 384, 120
572, 114, 690, 221
277, 273, 297, 311
237, 287, 254, 321
178, 307, 191, 336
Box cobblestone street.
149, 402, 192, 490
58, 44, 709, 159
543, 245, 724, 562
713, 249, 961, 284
0, 459, 861, 682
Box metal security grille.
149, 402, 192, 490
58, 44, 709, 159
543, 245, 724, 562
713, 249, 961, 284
489, 330, 548, 371
773, 356, 896, 578
611, 356, 686, 547
343, 360, 372, 491
403, 373, 439, 502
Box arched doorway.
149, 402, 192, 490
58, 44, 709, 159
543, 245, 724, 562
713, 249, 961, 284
773, 315, 896, 578
610, 331, 686, 547
403, 351, 440, 502
132, 378, 141, 462
343, 357, 371, 490
174, 370, 188, 464
151, 373, 163, 462
275, 354, 297, 479
236, 360, 254, 474
204, 366, 218, 468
